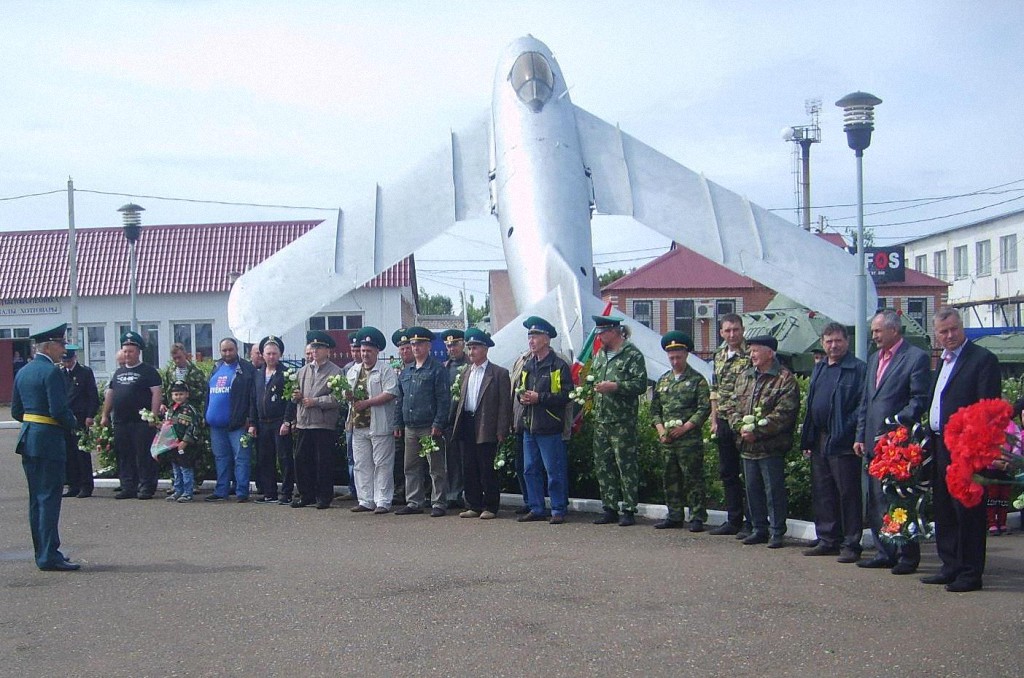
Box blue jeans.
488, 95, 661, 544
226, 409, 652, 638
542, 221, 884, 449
172, 463, 195, 497
743, 456, 788, 537
210, 427, 251, 498
523, 432, 567, 516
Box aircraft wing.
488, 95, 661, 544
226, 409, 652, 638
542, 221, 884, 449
228, 112, 493, 342
572, 105, 876, 326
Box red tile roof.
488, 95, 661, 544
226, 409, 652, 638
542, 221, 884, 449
0, 221, 413, 298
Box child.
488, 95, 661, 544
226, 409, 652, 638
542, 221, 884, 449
165, 380, 200, 503
984, 400, 1023, 535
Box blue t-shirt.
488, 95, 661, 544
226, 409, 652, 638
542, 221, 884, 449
206, 362, 237, 428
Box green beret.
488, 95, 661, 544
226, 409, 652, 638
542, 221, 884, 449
120, 330, 146, 350
305, 330, 336, 349
661, 331, 693, 353
392, 328, 410, 347
406, 326, 434, 343
259, 335, 284, 354
464, 328, 494, 347
523, 316, 557, 338
356, 326, 387, 351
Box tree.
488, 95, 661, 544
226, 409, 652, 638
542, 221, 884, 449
599, 268, 632, 288
419, 287, 453, 315
464, 294, 489, 326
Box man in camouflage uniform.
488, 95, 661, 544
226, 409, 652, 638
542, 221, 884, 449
650, 332, 711, 532
723, 335, 800, 549
440, 329, 468, 508
708, 313, 752, 537
590, 315, 648, 526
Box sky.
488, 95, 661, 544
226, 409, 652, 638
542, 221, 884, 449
2, 1, 1022, 310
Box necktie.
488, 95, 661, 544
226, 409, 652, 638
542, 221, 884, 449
942, 352, 954, 364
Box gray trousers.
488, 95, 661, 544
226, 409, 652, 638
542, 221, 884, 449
403, 426, 447, 509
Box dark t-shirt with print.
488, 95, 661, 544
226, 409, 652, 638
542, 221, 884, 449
110, 362, 162, 425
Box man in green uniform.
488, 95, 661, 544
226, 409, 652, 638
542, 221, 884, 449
12, 323, 81, 571
590, 315, 648, 526
650, 332, 711, 532
440, 329, 468, 508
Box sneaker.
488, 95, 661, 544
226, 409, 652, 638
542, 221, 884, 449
166, 493, 182, 502
460, 509, 481, 518
479, 511, 497, 520
177, 495, 193, 503
278, 496, 292, 505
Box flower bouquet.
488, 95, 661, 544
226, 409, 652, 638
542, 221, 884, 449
945, 398, 1024, 508
570, 374, 595, 407
326, 373, 354, 402
868, 417, 933, 543
239, 433, 253, 448
739, 406, 766, 434
282, 367, 298, 400
389, 357, 404, 371
79, 421, 113, 455
139, 408, 161, 426
418, 434, 440, 458
451, 365, 467, 402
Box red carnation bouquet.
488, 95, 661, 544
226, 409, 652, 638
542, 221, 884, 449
945, 398, 1023, 508
868, 418, 932, 543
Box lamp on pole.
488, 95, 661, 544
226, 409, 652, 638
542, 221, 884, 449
118, 203, 145, 333
835, 91, 881, 361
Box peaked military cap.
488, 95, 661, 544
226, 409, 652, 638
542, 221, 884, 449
120, 330, 146, 350
440, 329, 465, 345
349, 333, 361, 347
746, 335, 778, 352
356, 326, 387, 351
661, 331, 693, 352
169, 380, 190, 393
592, 315, 624, 330
62, 347, 77, 360
31, 323, 68, 344
464, 328, 494, 347
306, 330, 336, 349
406, 326, 434, 343
523, 316, 557, 338
392, 328, 410, 347
259, 335, 284, 354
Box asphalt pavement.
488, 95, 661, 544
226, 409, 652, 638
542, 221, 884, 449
2, 424, 1023, 677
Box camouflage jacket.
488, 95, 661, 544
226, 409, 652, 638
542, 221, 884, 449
650, 364, 711, 443
711, 343, 750, 407
590, 341, 647, 426
727, 360, 800, 459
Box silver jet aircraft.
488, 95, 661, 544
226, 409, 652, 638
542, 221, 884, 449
228, 35, 874, 380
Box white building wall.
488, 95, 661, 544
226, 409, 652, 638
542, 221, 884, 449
903, 211, 1024, 328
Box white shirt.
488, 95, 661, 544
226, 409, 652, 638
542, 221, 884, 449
465, 361, 488, 413
929, 342, 965, 431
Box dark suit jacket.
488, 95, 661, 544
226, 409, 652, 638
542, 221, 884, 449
64, 361, 99, 427
452, 362, 512, 445
251, 366, 289, 426
12, 354, 78, 461
931, 340, 1001, 443
856, 340, 931, 450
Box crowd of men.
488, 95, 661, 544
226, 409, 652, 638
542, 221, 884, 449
10, 306, 1015, 592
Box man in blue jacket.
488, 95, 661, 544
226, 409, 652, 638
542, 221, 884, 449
800, 323, 867, 564
204, 338, 255, 502
12, 324, 80, 571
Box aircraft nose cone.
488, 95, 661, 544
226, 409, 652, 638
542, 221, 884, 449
509, 51, 554, 112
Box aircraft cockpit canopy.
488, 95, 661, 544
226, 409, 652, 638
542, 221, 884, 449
509, 51, 554, 112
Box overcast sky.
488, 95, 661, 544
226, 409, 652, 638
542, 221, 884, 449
2, 1, 1022, 307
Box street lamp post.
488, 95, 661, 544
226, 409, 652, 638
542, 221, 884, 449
118, 203, 145, 333
835, 91, 881, 361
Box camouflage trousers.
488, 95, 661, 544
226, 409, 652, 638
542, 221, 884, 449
593, 422, 639, 513
662, 440, 707, 522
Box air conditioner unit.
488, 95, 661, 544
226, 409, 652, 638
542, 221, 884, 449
695, 301, 715, 319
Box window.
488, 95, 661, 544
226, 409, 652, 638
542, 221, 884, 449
716, 299, 735, 323
308, 314, 363, 331
876, 297, 887, 313
1000, 234, 1018, 272
118, 323, 160, 366
906, 298, 928, 332
633, 300, 653, 329
73, 325, 106, 373
673, 300, 694, 336
0, 328, 29, 338
933, 251, 947, 280
914, 255, 927, 273
953, 246, 968, 280
976, 240, 991, 277
172, 322, 213, 362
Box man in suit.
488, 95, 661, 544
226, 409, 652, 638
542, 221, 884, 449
60, 346, 99, 498
921, 307, 1001, 592
452, 329, 512, 520
11, 324, 81, 571
854, 309, 931, 575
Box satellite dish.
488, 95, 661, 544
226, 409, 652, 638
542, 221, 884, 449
781, 126, 797, 142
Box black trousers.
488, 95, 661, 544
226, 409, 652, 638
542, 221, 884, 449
115, 421, 158, 496
257, 418, 293, 499
64, 430, 94, 494
294, 428, 337, 505
460, 413, 500, 513
932, 435, 987, 585
810, 444, 863, 551
716, 418, 746, 526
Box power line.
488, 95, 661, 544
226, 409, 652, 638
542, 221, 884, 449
767, 178, 1024, 212
75, 188, 339, 212
0, 189, 66, 202
865, 195, 1024, 228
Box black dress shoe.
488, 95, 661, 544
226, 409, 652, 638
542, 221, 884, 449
514, 505, 531, 515
430, 507, 446, 517
40, 560, 81, 572
891, 562, 917, 575
802, 544, 840, 557
654, 519, 684, 530
856, 557, 895, 569
618, 512, 636, 527
137, 493, 154, 500
767, 535, 785, 549
394, 505, 423, 515
63, 488, 80, 498
945, 579, 983, 593
593, 509, 619, 525
741, 532, 768, 545
920, 574, 952, 585
709, 523, 740, 536
351, 505, 373, 513
517, 512, 547, 522
837, 549, 861, 564
316, 502, 331, 509
76, 490, 93, 498
689, 519, 705, 533
114, 491, 137, 500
